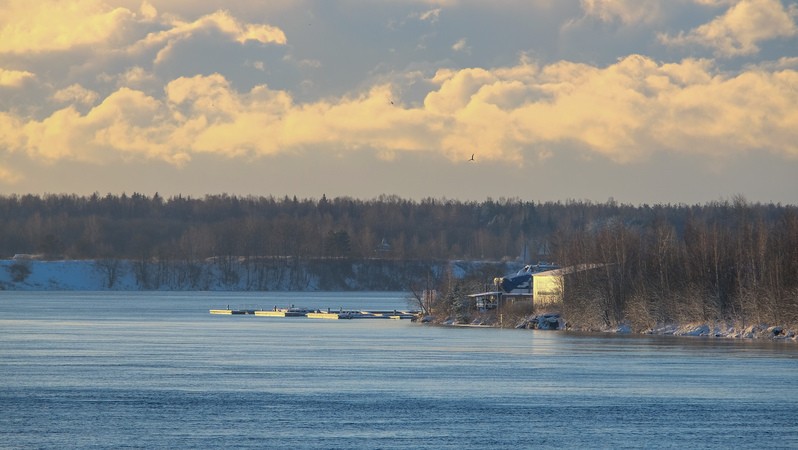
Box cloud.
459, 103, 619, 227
0, 163, 23, 185
690, 0, 736, 6
580, 0, 663, 24
118, 66, 158, 88
418, 8, 442, 23
752, 56, 798, 70
0, 0, 138, 54
452, 38, 470, 53
0, 69, 35, 87
1, 87, 185, 165
660, 0, 798, 57
52, 84, 99, 105
1, 55, 795, 171
139, 0, 158, 21
652, 63, 798, 158
0, 1, 287, 70
0, 3, 795, 172
130, 9, 286, 65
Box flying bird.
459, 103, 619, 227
469, 154, 475, 161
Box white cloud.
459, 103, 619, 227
660, 0, 798, 57
418, 8, 442, 23
452, 38, 469, 53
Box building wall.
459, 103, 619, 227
532, 264, 606, 310
532, 274, 562, 308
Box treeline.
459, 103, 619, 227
0, 192, 582, 260
1, 193, 797, 326
551, 197, 798, 330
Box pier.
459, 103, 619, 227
210, 307, 419, 320
209, 309, 255, 315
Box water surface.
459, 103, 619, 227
1, 292, 796, 449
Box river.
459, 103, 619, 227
1, 292, 796, 449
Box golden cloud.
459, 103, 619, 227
0, 163, 23, 184
0, 0, 137, 54
1, 88, 181, 165
137, 10, 287, 64
0, 57, 796, 168
0, 1, 286, 60
660, 0, 798, 57
0, 68, 35, 87
52, 84, 99, 105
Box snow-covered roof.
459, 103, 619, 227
532, 263, 605, 277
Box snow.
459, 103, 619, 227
1, 258, 518, 291
0, 260, 135, 290
0, 259, 263, 291
639, 322, 796, 341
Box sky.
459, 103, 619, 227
0, 0, 797, 205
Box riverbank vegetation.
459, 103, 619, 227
414, 196, 798, 336
1, 193, 796, 331
552, 198, 798, 333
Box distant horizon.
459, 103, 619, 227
1, 190, 794, 208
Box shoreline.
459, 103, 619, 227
426, 314, 798, 342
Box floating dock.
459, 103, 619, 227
209, 309, 256, 315
306, 311, 352, 320
254, 310, 308, 317
210, 307, 419, 320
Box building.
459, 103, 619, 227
467, 263, 604, 312
532, 264, 605, 309
531, 268, 565, 308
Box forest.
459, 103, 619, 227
1, 193, 797, 329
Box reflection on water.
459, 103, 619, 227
1, 292, 796, 449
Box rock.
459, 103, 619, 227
677, 324, 710, 336
537, 313, 561, 330
743, 324, 765, 339
518, 313, 562, 330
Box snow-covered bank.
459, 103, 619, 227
0, 258, 420, 291
644, 322, 797, 341
566, 321, 798, 342
1, 260, 136, 290
424, 310, 798, 342
0, 258, 513, 291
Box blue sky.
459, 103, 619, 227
1, 0, 796, 204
